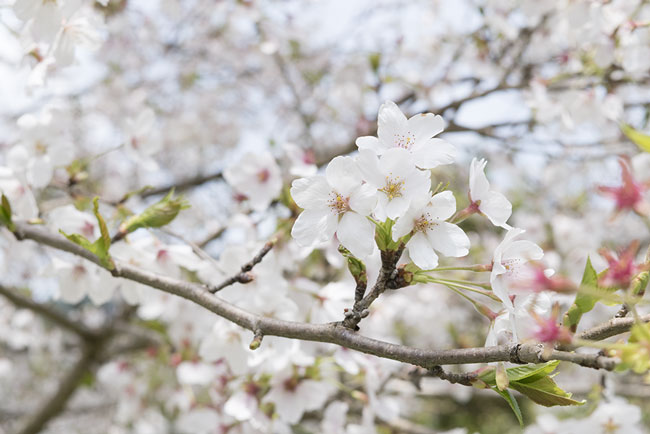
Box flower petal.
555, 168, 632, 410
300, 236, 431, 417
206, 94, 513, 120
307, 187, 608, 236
349, 183, 378, 216
377, 101, 408, 149
427, 191, 457, 221
480, 191, 512, 228
503, 240, 544, 262
337, 212, 374, 258
290, 176, 330, 209
356, 149, 385, 188
392, 210, 416, 241
407, 232, 438, 269
384, 195, 410, 220
411, 138, 456, 169
291, 209, 336, 246
407, 113, 444, 141
469, 158, 490, 201
427, 222, 470, 257
326, 156, 362, 195
355, 136, 386, 153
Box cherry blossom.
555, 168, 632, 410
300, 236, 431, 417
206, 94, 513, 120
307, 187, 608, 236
392, 191, 470, 269
356, 101, 456, 169
225, 151, 283, 213
357, 148, 431, 221
491, 228, 544, 311
291, 155, 377, 257
468, 158, 512, 228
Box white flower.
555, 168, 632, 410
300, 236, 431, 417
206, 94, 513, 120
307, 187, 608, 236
225, 151, 283, 212
392, 191, 469, 270
125, 108, 162, 162
290, 156, 377, 258
490, 228, 544, 310
13, 0, 63, 43
50, 257, 117, 305
262, 368, 335, 425
199, 320, 251, 376
175, 408, 221, 434
54, 11, 104, 67
469, 158, 512, 228
357, 148, 431, 221
355, 100, 456, 169
0, 167, 39, 219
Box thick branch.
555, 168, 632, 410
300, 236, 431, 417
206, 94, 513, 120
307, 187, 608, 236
577, 314, 650, 343
11, 222, 618, 370
16, 342, 102, 434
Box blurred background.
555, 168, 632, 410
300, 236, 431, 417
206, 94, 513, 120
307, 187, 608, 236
1, 0, 650, 433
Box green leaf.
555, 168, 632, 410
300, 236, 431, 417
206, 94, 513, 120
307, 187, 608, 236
60, 197, 114, 270
621, 123, 650, 153
119, 189, 190, 235
564, 257, 600, 331
510, 375, 585, 407
338, 246, 367, 285
373, 219, 401, 251
0, 194, 15, 231
493, 387, 523, 426
479, 361, 559, 385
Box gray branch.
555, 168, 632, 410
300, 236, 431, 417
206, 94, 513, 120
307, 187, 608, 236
11, 222, 622, 370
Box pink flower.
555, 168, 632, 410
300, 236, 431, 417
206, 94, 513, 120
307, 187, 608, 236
530, 304, 572, 344
598, 158, 648, 217
598, 241, 649, 289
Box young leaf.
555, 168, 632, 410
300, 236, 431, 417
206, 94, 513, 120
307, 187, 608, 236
493, 387, 523, 426
0, 194, 15, 231
479, 361, 559, 385
621, 124, 650, 153
119, 189, 190, 236
564, 257, 600, 331
509, 375, 585, 407
60, 197, 114, 270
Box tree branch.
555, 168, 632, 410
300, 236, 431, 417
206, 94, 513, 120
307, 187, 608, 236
10, 222, 620, 370
15, 342, 102, 434
208, 238, 276, 293
0, 284, 100, 340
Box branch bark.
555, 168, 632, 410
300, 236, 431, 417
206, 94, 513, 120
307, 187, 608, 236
11, 222, 621, 370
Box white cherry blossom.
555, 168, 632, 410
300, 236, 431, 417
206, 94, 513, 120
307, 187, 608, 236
469, 158, 512, 228
225, 151, 283, 212
290, 155, 377, 257
490, 228, 544, 310
356, 100, 456, 169
357, 148, 431, 221
392, 191, 470, 270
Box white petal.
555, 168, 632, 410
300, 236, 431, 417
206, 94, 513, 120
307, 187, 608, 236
491, 276, 514, 310
411, 138, 456, 169
407, 232, 438, 269
427, 191, 457, 221
291, 209, 336, 246
480, 191, 512, 228
348, 183, 377, 216
427, 222, 470, 257
377, 101, 408, 149
325, 156, 362, 195
503, 240, 544, 262
356, 149, 385, 187
378, 147, 413, 175
469, 158, 490, 201
407, 113, 444, 141
290, 176, 330, 209
384, 195, 410, 220
391, 211, 416, 241
336, 212, 374, 258
355, 136, 385, 153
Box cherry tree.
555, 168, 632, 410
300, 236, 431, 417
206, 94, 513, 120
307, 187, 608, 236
1, 1, 650, 433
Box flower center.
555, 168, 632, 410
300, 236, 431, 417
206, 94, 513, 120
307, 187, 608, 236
380, 175, 405, 200
328, 192, 350, 214
257, 169, 270, 183
394, 132, 415, 150
413, 213, 435, 233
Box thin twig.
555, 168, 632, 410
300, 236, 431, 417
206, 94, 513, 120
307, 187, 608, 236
208, 238, 277, 293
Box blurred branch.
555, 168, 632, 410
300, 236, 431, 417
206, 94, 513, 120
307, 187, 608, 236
0, 285, 100, 341
15, 342, 102, 434
10, 222, 623, 371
